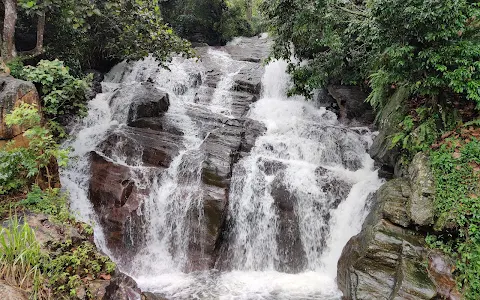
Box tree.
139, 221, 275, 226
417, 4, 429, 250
263, 0, 374, 96
0, 0, 193, 68
2, 0, 18, 60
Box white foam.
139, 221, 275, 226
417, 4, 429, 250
62, 39, 383, 300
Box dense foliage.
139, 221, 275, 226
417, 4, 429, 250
264, 0, 480, 101
160, 0, 263, 45
427, 134, 480, 298
17, 60, 90, 134
12, 0, 194, 72
0, 208, 115, 299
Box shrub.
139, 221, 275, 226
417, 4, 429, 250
18, 60, 90, 134
0, 215, 46, 299
21, 186, 73, 224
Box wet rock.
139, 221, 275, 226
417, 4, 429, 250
240, 119, 266, 155
315, 166, 353, 210
85, 69, 104, 99
187, 123, 244, 270
408, 153, 435, 227
338, 172, 461, 300
98, 127, 182, 168
104, 270, 142, 300
370, 87, 410, 177
337, 218, 437, 300
233, 64, 263, 95
230, 91, 257, 118
124, 83, 170, 125
259, 157, 287, 176
270, 173, 307, 273
142, 292, 170, 300
201, 124, 243, 188
0, 75, 40, 140
89, 152, 147, 255
224, 36, 272, 63
327, 85, 373, 123
0, 282, 28, 300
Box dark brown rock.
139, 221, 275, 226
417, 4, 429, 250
110, 82, 170, 126
270, 173, 307, 273
98, 127, 182, 168
89, 152, 147, 255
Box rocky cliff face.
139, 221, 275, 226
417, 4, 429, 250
337, 154, 461, 299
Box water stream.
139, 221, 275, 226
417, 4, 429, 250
62, 37, 383, 299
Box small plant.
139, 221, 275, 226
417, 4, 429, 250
21, 186, 73, 224
46, 241, 116, 297
0, 215, 47, 299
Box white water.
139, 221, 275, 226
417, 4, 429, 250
62, 38, 383, 300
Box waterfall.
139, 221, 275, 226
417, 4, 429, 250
62, 37, 383, 299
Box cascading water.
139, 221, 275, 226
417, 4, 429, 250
62, 36, 383, 299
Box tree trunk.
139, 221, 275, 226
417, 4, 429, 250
2, 0, 17, 61
246, 0, 252, 21
34, 10, 45, 55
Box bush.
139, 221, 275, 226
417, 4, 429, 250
18, 60, 90, 132
20, 186, 72, 224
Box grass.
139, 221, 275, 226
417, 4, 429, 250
0, 214, 47, 299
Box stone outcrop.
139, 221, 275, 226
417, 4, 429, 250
0, 75, 40, 147
369, 87, 410, 178
337, 153, 460, 299
327, 85, 374, 124
125, 83, 170, 126
408, 153, 435, 227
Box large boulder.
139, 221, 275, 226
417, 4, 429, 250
126, 83, 169, 126
104, 271, 142, 300
270, 172, 307, 273
0, 75, 40, 140
337, 172, 460, 300
338, 218, 437, 300
88, 152, 148, 256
